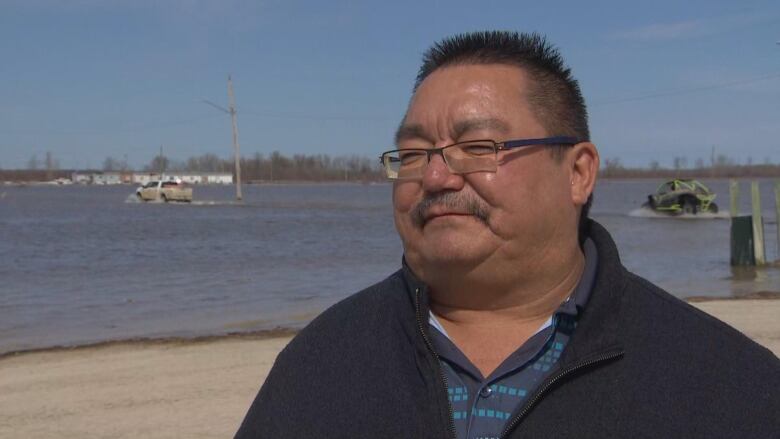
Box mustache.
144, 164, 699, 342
410, 191, 490, 228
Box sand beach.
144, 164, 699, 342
1, 299, 778, 439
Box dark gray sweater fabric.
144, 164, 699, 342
235, 220, 780, 438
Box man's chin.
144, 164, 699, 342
411, 239, 493, 268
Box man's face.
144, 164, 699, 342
393, 64, 579, 278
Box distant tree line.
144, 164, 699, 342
24, 152, 60, 172
600, 155, 780, 179
138, 151, 384, 182
0, 152, 68, 182
0, 169, 72, 182
1, 151, 383, 182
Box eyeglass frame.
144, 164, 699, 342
378, 136, 581, 179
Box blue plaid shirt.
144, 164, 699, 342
428, 239, 597, 439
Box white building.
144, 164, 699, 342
92, 172, 122, 185
177, 174, 202, 184
202, 173, 233, 184
71, 173, 91, 184
131, 172, 233, 185
71, 172, 124, 185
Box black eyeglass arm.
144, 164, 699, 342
500, 136, 580, 150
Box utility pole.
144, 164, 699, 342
202, 75, 243, 201
45, 151, 54, 181
159, 145, 165, 175
157, 145, 164, 201
228, 75, 243, 201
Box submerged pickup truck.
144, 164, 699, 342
136, 180, 193, 202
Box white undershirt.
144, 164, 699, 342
428, 311, 553, 341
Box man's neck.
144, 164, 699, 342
426, 243, 586, 316
425, 247, 586, 377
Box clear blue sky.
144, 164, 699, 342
1, 0, 778, 169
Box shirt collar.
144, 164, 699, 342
555, 237, 598, 318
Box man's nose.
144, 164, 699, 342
421, 151, 464, 193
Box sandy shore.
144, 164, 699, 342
1, 299, 778, 439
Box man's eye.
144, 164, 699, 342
399, 152, 426, 165
461, 144, 494, 156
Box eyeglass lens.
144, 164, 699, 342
383, 141, 498, 179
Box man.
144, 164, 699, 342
236, 31, 779, 438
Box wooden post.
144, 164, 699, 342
751, 181, 765, 265
730, 216, 754, 266
729, 179, 739, 217
730, 181, 754, 266
775, 181, 780, 262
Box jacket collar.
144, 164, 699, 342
399, 219, 627, 363
558, 220, 626, 364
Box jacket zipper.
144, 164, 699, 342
498, 350, 624, 438
414, 287, 457, 439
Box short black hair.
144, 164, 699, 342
414, 31, 593, 238
415, 31, 589, 145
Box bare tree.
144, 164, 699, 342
140, 150, 384, 181
673, 156, 687, 170
103, 156, 121, 171
27, 154, 39, 170
714, 154, 732, 168
145, 155, 170, 173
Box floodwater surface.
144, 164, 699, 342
1, 179, 778, 353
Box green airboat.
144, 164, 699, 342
642, 179, 718, 215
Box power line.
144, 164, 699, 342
0, 113, 227, 135
592, 72, 780, 106
240, 111, 397, 122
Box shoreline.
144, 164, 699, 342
685, 290, 780, 301
1, 298, 777, 439
0, 327, 299, 361
2, 294, 779, 360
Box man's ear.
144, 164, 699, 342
569, 142, 599, 206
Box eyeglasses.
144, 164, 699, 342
379, 136, 580, 180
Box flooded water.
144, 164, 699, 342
1, 179, 779, 353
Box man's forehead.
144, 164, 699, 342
395, 117, 511, 145
395, 64, 537, 145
